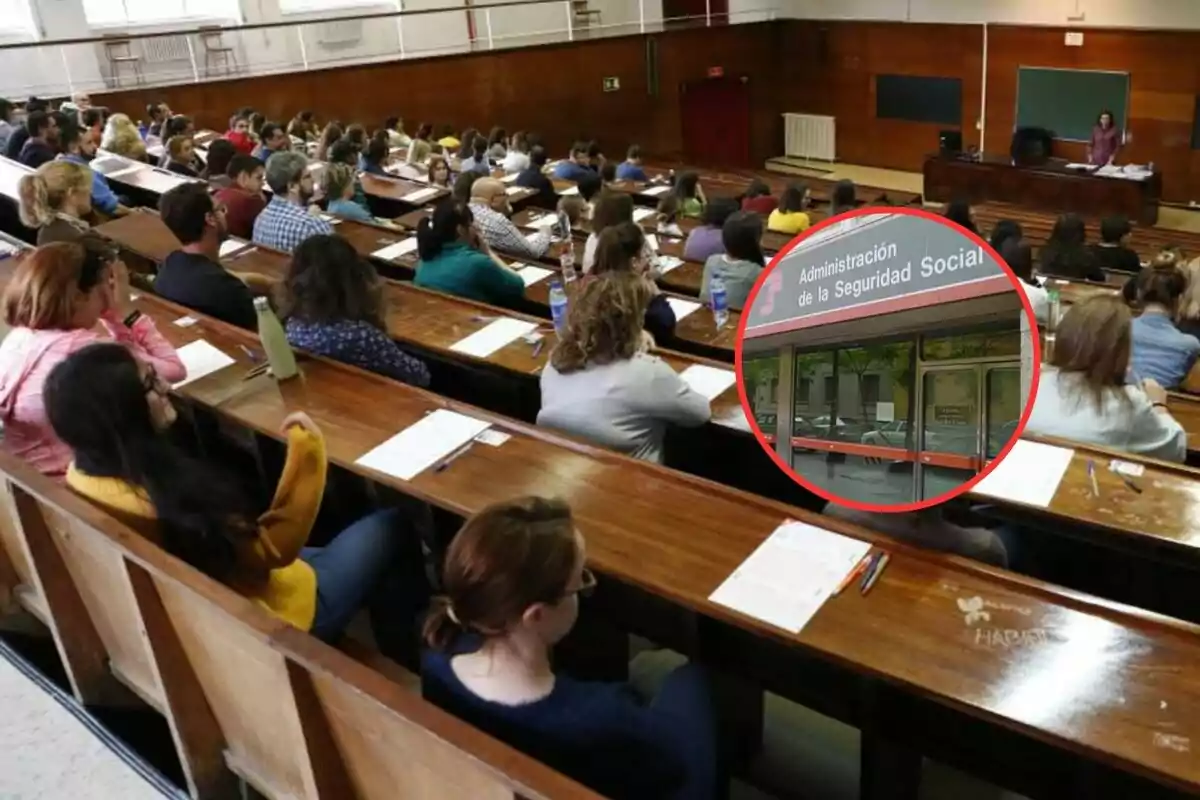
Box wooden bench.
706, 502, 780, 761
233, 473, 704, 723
0, 448, 602, 800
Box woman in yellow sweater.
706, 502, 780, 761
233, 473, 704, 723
44, 342, 429, 664
767, 182, 811, 235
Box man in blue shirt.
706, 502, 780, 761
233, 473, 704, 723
615, 144, 649, 182
253, 122, 290, 163
552, 141, 592, 181
252, 151, 334, 253
58, 121, 130, 218
515, 146, 558, 210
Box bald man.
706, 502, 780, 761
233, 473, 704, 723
468, 176, 552, 259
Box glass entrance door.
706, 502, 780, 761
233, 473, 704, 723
916, 365, 982, 500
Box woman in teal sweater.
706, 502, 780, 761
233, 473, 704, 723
414, 200, 525, 308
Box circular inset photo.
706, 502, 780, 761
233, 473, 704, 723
735, 207, 1041, 513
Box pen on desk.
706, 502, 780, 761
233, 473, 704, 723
834, 552, 874, 597
241, 363, 270, 381
1121, 475, 1144, 494
858, 551, 883, 592
238, 345, 261, 364
471, 315, 497, 323
532, 339, 544, 358
434, 442, 474, 472
861, 553, 890, 596
1088, 459, 1100, 497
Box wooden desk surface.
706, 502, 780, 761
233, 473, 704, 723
92, 214, 746, 431
1168, 392, 1200, 455
19, 273, 1200, 794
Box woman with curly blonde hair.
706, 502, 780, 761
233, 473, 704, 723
537, 272, 710, 462
100, 113, 147, 161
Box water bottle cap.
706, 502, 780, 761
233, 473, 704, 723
253, 296, 270, 310
550, 280, 563, 290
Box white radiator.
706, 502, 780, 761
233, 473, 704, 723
783, 113, 836, 162
318, 19, 363, 47
141, 35, 192, 63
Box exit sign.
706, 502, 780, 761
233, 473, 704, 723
707, 66, 724, 78
603, 76, 620, 92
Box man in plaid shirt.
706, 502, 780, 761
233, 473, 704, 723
467, 177, 551, 260
253, 151, 333, 253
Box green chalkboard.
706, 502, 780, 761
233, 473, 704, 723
1015, 67, 1129, 142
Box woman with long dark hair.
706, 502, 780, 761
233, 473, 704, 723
46, 343, 430, 662
671, 171, 705, 219
414, 199, 524, 307
1040, 213, 1104, 282
699, 211, 765, 311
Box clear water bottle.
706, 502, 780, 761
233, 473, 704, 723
560, 244, 577, 284
549, 281, 569, 333
1047, 286, 1061, 331
137, 121, 148, 141
254, 297, 298, 380
710, 275, 729, 329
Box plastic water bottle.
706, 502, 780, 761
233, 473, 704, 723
549, 281, 569, 333
710, 275, 729, 329
254, 297, 298, 380
560, 244, 577, 284
137, 121, 148, 140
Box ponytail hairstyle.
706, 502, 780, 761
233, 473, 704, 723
723, 211, 766, 267
423, 496, 579, 652
18, 160, 91, 228
44, 343, 259, 582
592, 221, 645, 276
417, 198, 473, 262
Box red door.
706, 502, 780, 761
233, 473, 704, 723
680, 77, 751, 168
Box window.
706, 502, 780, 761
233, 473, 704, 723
82, 0, 241, 26
0, 0, 37, 37
742, 353, 780, 432
278, 0, 400, 14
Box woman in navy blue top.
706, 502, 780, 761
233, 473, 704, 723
422, 496, 723, 800
591, 221, 677, 345
282, 234, 431, 388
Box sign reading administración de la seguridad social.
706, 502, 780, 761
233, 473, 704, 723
745, 213, 1011, 336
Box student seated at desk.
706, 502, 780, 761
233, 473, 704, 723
384, 116, 411, 150
225, 113, 255, 156
586, 141, 606, 174
156, 183, 259, 330
427, 154, 452, 188
407, 123, 434, 166
1025, 295, 1186, 463
164, 136, 200, 177
1002, 239, 1048, 401
423, 496, 723, 800
1122, 248, 1180, 303
202, 139, 237, 188
671, 171, 706, 220
287, 110, 318, 143
328, 140, 371, 213
252, 152, 334, 254
655, 195, 684, 238
1040, 213, 1105, 283
591, 222, 676, 344
18, 111, 60, 169
538, 273, 711, 462
214, 154, 266, 241
160, 116, 204, 173
766, 183, 811, 236
553, 141, 594, 182
314, 121, 343, 163
18, 160, 93, 245
323, 163, 373, 223
414, 199, 525, 307
59, 121, 130, 218
577, 172, 603, 220
988, 219, 1022, 253
1128, 266, 1200, 391
741, 179, 776, 216
459, 135, 492, 179
469, 177, 551, 260
145, 102, 170, 139
358, 135, 390, 177
1090, 215, 1142, 275
487, 127, 507, 160
615, 145, 648, 182
584, 192, 654, 273
102, 114, 148, 162
500, 131, 530, 174
253, 122, 290, 164
1175, 258, 1200, 341
830, 179, 856, 217
455, 128, 479, 162
0, 99, 13, 153
342, 123, 368, 155
452, 172, 475, 204
282, 235, 430, 388
684, 197, 738, 263
515, 146, 558, 210
700, 211, 765, 312
942, 197, 977, 235
0, 239, 185, 478
47, 347, 430, 665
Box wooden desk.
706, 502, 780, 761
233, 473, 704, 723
92, 151, 205, 205
924, 154, 1162, 226
1167, 392, 1200, 459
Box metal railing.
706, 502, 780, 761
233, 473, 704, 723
0, 2, 775, 99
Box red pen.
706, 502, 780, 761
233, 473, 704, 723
834, 552, 874, 597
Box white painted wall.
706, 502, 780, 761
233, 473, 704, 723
782, 0, 1200, 29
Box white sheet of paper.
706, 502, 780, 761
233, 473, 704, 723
1109, 459, 1145, 478
356, 409, 492, 481
973, 439, 1074, 508
709, 520, 872, 634
450, 318, 540, 358
679, 365, 736, 400
505, 186, 525, 196
372, 238, 419, 260
402, 187, 441, 204
173, 316, 198, 328
515, 265, 554, 286
475, 429, 512, 447
138, 171, 193, 194
632, 207, 655, 222
558, 185, 580, 196
642, 185, 671, 196
644, 233, 659, 252
665, 296, 702, 321
104, 165, 142, 179
656, 255, 685, 274
219, 239, 250, 258
172, 340, 236, 389
500, 172, 520, 184
875, 402, 895, 423
525, 232, 544, 245
529, 214, 559, 229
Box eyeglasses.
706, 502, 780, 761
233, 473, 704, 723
568, 568, 597, 599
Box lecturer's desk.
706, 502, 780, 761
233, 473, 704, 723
924, 154, 1162, 226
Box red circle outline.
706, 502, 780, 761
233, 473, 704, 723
733, 205, 1043, 514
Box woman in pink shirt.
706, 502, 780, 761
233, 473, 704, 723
1088, 110, 1122, 167
0, 237, 185, 478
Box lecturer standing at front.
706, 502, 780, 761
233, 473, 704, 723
1088, 110, 1122, 166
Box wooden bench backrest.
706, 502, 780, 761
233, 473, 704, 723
0, 450, 603, 800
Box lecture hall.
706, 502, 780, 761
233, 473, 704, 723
0, 0, 1198, 798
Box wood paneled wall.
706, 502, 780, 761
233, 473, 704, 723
783, 20, 1200, 203
92, 23, 785, 168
